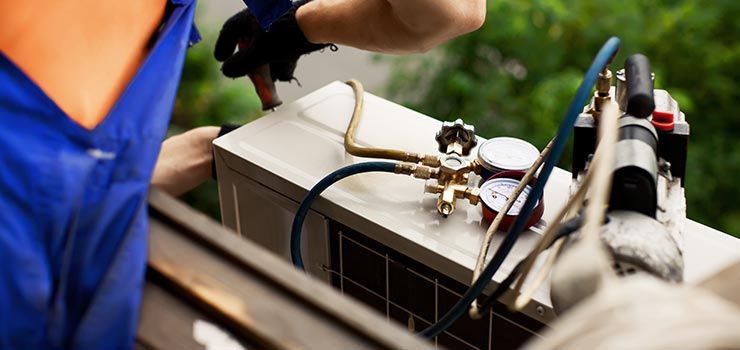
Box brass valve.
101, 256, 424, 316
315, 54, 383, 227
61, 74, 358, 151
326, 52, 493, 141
341, 80, 481, 218
590, 53, 619, 121
589, 67, 615, 121
424, 153, 480, 217
435, 119, 477, 156
425, 179, 480, 217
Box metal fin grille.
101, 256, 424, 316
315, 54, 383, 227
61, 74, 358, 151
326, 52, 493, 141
327, 221, 544, 350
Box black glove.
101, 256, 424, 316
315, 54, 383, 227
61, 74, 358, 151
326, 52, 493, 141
214, 1, 334, 80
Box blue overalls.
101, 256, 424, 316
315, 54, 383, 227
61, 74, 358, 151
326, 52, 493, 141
242, 0, 293, 28
0, 0, 199, 348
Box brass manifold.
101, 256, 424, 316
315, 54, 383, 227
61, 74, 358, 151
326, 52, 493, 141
344, 79, 482, 217
424, 162, 482, 217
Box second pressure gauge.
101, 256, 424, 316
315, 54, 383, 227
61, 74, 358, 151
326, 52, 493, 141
477, 137, 540, 179
479, 171, 544, 232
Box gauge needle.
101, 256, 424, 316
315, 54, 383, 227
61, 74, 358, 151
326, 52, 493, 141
493, 191, 509, 200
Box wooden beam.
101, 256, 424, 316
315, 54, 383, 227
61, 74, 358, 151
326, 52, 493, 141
141, 188, 432, 350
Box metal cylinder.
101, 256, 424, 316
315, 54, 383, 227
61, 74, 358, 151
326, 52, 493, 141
610, 116, 659, 217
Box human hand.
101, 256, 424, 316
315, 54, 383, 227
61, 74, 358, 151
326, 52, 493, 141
214, 1, 334, 81
151, 126, 220, 196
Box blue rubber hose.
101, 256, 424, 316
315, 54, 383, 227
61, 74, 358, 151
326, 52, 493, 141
290, 161, 398, 270
420, 36, 621, 338
289, 36, 620, 338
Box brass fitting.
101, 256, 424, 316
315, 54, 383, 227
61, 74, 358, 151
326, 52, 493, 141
590, 67, 615, 121
420, 154, 442, 167
464, 186, 481, 206
439, 154, 470, 175
596, 68, 612, 94
395, 163, 440, 179
424, 179, 444, 194
439, 185, 457, 216
469, 159, 484, 176
445, 143, 465, 157
423, 154, 481, 216
343, 79, 480, 217
427, 181, 481, 217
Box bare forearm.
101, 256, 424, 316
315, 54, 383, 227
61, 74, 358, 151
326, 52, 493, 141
296, 0, 485, 54
151, 126, 220, 196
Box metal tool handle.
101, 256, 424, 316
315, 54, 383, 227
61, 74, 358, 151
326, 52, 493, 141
237, 39, 282, 111
248, 64, 282, 111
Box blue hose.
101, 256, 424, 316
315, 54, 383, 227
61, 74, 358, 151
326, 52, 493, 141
289, 36, 620, 339
419, 36, 621, 338
290, 161, 397, 270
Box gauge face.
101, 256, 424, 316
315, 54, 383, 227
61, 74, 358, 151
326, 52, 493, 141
479, 177, 536, 216
477, 137, 539, 172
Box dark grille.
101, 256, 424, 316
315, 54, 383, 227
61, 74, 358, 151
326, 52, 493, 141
327, 221, 545, 350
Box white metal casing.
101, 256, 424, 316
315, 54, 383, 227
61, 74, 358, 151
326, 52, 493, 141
213, 81, 740, 325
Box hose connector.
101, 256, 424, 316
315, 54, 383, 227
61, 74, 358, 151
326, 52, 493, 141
590, 66, 614, 121
395, 162, 439, 179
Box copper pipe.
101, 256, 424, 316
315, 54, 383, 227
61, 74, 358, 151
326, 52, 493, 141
344, 80, 440, 167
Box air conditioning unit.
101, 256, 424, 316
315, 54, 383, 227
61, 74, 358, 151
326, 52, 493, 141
213, 81, 740, 350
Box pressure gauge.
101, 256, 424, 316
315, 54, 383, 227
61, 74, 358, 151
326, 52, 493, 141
477, 137, 540, 179
479, 171, 544, 232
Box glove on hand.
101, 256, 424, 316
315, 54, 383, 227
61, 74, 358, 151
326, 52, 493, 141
214, 0, 334, 81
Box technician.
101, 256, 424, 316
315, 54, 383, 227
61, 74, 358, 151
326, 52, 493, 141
0, 0, 484, 348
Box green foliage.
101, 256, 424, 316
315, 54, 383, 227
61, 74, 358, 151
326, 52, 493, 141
385, 0, 740, 236
170, 26, 263, 219
172, 32, 263, 131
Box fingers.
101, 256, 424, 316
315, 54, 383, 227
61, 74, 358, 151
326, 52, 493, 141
270, 59, 299, 82
151, 126, 220, 196
214, 9, 258, 62
215, 5, 331, 79
221, 48, 265, 78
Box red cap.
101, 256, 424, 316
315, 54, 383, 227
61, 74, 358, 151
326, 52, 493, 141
652, 110, 674, 131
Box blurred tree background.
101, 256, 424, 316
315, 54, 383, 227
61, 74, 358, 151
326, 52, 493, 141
385, 0, 739, 237
174, 0, 738, 237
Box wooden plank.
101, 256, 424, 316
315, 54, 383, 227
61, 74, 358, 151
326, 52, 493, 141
137, 282, 211, 350
147, 188, 432, 350
148, 218, 377, 349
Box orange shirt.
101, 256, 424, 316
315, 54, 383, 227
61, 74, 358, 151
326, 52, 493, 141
0, 0, 167, 129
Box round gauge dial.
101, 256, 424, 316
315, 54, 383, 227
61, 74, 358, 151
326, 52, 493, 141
479, 171, 545, 231
477, 137, 539, 178
480, 178, 535, 216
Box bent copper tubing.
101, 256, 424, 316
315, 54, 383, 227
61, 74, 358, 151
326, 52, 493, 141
344, 79, 440, 167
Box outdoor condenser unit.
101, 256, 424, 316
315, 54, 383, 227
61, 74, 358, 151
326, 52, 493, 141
213, 82, 740, 350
